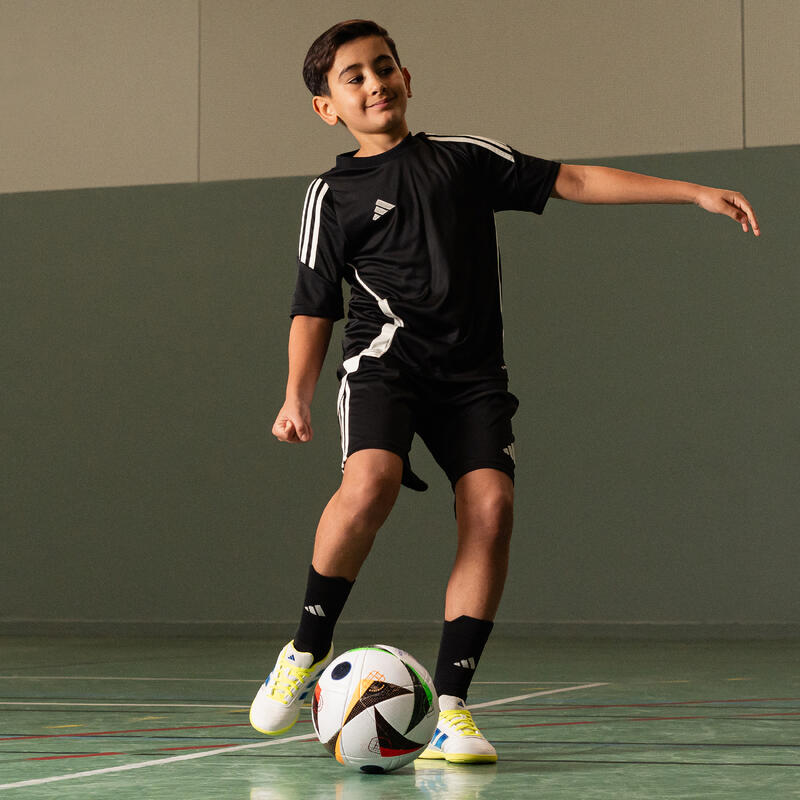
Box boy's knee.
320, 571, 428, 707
342, 475, 398, 512
338, 458, 401, 527
460, 483, 514, 546
482, 489, 514, 535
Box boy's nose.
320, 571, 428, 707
366, 73, 386, 94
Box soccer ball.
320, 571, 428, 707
312, 644, 439, 773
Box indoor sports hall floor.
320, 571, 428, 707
1, 635, 798, 798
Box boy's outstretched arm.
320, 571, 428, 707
552, 164, 760, 236
272, 315, 334, 443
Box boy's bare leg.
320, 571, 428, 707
422, 468, 512, 762
312, 448, 403, 581
250, 448, 403, 735
446, 468, 514, 620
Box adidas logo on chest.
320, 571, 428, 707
372, 199, 396, 221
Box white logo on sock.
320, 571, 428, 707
453, 657, 476, 669
304, 604, 325, 617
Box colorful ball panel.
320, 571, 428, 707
312, 645, 439, 773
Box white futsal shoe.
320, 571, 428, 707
249, 640, 333, 735
418, 695, 497, 763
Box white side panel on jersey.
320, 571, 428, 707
337, 268, 405, 469
494, 217, 505, 346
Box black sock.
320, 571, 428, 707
433, 615, 494, 702
293, 565, 353, 663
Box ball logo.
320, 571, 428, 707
331, 661, 352, 680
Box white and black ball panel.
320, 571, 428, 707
312, 645, 438, 773
312, 648, 369, 744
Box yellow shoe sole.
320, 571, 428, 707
442, 752, 497, 764
248, 709, 299, 736
418, 747, 445, 760
417, 747, 497, 764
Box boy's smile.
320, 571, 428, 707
312, 35, 412, 157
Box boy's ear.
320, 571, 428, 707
402, 66, 412, 98
312, 94, 340, 127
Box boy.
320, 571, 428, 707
250, 20, 759, 763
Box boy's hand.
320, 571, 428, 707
272, 400, 313, 443
694, 187, 761, 236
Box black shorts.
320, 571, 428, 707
336, 358, 518, 489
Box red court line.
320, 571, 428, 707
485, 697, 800, 713
27, 752, 124, 761
737, 712, 800, 719
23, 743, 240, 762
519, 711, 800, 728
518, 720, 605, 729
1, 723, 249, 742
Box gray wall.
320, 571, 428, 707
2, 0, 799, 193
3, 146, 799, 634
2, 1, 799, 636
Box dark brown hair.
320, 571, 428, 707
303, 20, 401, 97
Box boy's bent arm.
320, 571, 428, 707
552, 164, 760, 236
273, 315, 334, 443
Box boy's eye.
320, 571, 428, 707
347, 66, 394, 85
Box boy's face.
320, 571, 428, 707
312, 36, 412, 146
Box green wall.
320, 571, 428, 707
2, 146, 798, 636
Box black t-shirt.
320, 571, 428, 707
291, 132, 560, 378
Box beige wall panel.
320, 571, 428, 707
744, 0, 800, 147
200, 0, 373, 181
200, 0, 743, 181
0, 0, 198, 194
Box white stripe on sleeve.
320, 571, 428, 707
299, 178, 322, 265
298, 180, 318, 259
308, 182, 330, 270
427, 134, 514, 163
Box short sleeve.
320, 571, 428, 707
472, 137, 560, 214
290, 178, 346, 320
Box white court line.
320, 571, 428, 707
0, 682, 607, 710
0, 682, 607, 790
472, 681, 597, 685
0, 702, 247, 709
0, 676, 259, 683
0, 676, 586, 684
0, 732, 315, 790
0, 683, 611, 711
468, 682, 609, 709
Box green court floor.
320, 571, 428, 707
1, 636, 798, 798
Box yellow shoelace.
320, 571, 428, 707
440, 708, 481, 736
269, 661, 313, 705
